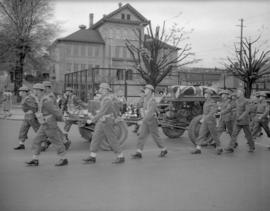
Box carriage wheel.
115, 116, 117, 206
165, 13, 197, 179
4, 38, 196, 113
188, 115, 212, 146
161, 124, 186, 138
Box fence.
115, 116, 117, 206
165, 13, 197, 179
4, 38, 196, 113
64, 68, 232, 102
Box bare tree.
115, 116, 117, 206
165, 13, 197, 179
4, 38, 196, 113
225, 37, 270, 98
126, 22, 199, 89
0, 0, 59, 99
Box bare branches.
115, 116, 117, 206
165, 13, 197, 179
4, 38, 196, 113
126, 21, 197, 88
225, 36, 270, 97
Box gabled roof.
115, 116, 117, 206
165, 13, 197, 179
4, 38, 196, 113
91, 3, 149, 30
57, 29, 105, 44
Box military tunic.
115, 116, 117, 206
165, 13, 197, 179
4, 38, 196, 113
228, 97, 254, 149
18, 94, 40, 142
217, 99, 233, 136
251, 99, 270, 138
197, 98, 220, 147
90, 95, 122, 154
31, 96, 66, 155
137, 95, 165, 150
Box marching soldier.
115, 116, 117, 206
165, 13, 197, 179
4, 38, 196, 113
251, 92, 270, 140
25, 83, 68, 167
43, 81, 71, 151
191, 89, 223, 155
250, 92, 263, 138
14, 85, 40, 150
229, 92, 239, 148
225, 89, 255, 153
131, 84, 168, 159
217, 90, 233, 137
62, 87, 87, 140
82, 83, 125, 164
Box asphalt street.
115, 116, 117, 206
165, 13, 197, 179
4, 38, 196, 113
0, 119, 270, 211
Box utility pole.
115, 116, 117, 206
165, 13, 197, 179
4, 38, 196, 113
239, 19, 244, 70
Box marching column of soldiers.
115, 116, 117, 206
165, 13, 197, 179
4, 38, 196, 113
12, 81, 270, 167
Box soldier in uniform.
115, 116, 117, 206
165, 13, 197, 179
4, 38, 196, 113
225, 89, 255, 153
131, 84, 168, 159
251, 92, 270, 140
43, 81, 71, 151
250, 92, 263, 138
14, 85, 40, 150
82, 83, 125, 164
191, 89, 223, 155
25, 83, 68, 166
62, 87, 88, 140
217, 90, 233, 137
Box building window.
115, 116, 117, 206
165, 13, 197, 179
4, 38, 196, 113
116, 69, 124, 80
73, 45, 79, 56
66, 45, 72, 56
126, 69, 133, 80
122, 47, 127, 59
81, 64, 86, 70
95, 46, 99, 57
127, 14, 131, 20
66, 63, 72, 73
115, 46, 121, 58
81, 45, 86, 57
88, 46, 93, 57
74, 63, 79, 72
121, 14, 125, 19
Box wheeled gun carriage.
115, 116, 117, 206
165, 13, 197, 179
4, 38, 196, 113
66, 85, 220, 148
155, 85, 220, 145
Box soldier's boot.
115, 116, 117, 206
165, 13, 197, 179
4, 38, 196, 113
25, 159, 39, 166
55, 158, 68, 166
248, 147, 255, 153
82, 156, 96, 164
159, 149, 168, 157
131, 152, 142, 159
14, 144, 25, 150
112, 157, 125, 164
225, 147, 234, 153
191, 148, 202, 154
216, 148, 223, 155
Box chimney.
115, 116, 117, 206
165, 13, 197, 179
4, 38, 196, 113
118, 2, 122, 8
79, 25, 86, 30
89, 13, 94, 28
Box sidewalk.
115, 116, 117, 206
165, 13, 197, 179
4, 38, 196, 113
0, 105, 24, 120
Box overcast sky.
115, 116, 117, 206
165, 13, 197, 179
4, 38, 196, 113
52, 0, 270, 68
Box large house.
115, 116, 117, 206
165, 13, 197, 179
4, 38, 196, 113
50, 3, 149, 87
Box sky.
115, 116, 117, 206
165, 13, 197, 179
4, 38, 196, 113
52, 0, 270, 68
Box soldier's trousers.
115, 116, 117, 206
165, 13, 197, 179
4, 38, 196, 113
31, 124, 66, 156
137, 119, 165, 151
252, 119, 270, 138
229, 123, 254, 149
18, 118, 40, 142
217, 119, 233, 137
198, 119, 220, 147
90, 120, 122, 154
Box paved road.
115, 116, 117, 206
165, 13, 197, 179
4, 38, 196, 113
0, 119, 270, 211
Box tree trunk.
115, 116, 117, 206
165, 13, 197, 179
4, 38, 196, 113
245, 80, 252, 98
14, 51, 26, 102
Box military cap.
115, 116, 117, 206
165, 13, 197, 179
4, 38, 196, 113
43, 81, 52, 87
145, 84, 154, 91
65, 87, 74, 92
18, 85, 30, 92
33, 83, 45, 90
99, 83, 112, 91
219, 90, 230, 95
